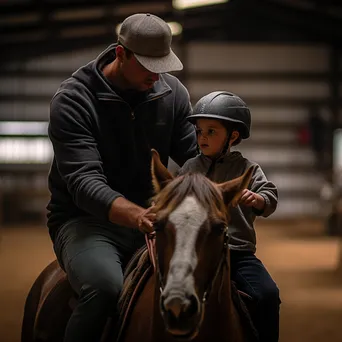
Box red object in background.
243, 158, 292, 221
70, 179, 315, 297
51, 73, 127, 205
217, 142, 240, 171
297, 125, 311, 145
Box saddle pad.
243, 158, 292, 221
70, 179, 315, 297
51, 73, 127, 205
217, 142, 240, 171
231, 281, 259, 342
116, 245, 152, 341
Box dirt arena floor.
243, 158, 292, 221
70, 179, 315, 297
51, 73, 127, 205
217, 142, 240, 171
0, 219, 342, 342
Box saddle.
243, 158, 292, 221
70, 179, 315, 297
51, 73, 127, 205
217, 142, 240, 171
21, 259, 75, 342
21, 244, 153, 342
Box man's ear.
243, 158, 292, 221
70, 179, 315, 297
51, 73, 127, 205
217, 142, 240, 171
151, 149, 174, 194
115, 45, 125, 62
217, 166, 255, 207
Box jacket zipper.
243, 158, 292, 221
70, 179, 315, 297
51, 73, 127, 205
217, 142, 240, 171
98, 92, 169, 121
132, 93, 167, 120
97, 96, 133, 119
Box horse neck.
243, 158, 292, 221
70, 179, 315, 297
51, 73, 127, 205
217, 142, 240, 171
198, 252, 244, 341
206, 251, 234, 313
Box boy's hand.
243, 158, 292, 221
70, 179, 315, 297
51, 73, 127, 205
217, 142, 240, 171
237, 189, 265, 211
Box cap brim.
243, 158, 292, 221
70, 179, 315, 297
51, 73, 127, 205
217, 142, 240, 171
134, 48, 183, 74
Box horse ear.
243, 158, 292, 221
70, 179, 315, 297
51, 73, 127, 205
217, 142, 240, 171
217, 166, 255, 207
151, 149, 174, 193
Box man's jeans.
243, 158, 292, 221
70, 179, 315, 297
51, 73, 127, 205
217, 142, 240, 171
230, 250, 281, 342
53, 217, 145, 342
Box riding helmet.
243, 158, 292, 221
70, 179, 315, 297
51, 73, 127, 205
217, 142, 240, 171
187, 91, 251, 139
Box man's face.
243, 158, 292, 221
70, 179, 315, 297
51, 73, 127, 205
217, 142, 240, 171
119, 46, 160, 91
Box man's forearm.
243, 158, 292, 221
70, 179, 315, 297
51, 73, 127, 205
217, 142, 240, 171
108, 196, 144, 228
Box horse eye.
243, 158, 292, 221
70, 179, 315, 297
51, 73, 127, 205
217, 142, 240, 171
212, 222, 226, 234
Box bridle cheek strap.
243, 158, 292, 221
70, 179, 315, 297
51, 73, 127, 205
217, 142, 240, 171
145, 232, 157, 272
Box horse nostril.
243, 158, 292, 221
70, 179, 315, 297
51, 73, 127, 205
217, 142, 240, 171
187, 294, 199, 316
163, 296, 188, 318
162, 294, 199, 319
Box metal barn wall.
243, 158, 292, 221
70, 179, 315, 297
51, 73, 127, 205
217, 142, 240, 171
184, 42, 341, 218
0, 42, 341, 222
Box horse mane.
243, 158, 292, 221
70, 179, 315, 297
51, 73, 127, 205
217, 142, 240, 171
152, 172, 227, 223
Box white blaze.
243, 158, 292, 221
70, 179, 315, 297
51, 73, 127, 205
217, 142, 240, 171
168, 196, 208, 279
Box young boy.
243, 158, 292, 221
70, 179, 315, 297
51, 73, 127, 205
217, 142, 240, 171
178, 91, 281, 342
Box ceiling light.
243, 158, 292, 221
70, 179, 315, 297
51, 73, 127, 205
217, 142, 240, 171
167, 22, 183, 36
173, 0, 229, 10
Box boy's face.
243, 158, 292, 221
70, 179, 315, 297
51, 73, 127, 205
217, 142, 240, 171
195, 119, 228, 158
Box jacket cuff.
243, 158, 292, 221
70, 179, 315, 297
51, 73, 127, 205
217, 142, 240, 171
252, 193, 271, 217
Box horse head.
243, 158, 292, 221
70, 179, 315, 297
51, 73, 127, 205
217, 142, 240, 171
150, 149, 254, 340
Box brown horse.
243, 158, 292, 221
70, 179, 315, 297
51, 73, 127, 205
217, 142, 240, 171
21, 149, 257, 342
121, 149, 257, 342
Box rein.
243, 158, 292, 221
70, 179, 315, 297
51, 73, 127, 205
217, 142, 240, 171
147, 226, 229, 305
202, 226, 229, 303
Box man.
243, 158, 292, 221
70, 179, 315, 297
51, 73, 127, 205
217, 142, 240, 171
47, 13, 197, 342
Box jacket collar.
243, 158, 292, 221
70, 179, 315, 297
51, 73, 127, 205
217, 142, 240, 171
200, 151, 242, 165
92, 44, 172, 101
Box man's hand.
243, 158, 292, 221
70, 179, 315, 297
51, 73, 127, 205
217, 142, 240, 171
136, 206, 156, 234
237, 189, 265, 211
108, 197, 156, 233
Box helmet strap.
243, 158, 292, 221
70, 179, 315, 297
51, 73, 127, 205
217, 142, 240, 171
205, 130, 232, 178
221, 130, 232, 156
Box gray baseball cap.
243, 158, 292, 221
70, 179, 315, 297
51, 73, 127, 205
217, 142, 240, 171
118, 13, 183, 74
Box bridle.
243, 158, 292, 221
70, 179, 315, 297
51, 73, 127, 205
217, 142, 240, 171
146, 224, 229, 305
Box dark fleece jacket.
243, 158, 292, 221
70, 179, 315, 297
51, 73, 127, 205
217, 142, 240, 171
47, 44, 197, 241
